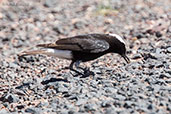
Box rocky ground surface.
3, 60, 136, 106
0, 0, 171, 113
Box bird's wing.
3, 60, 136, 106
37, 37, 110, 53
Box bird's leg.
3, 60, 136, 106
74, 60, 88, 71
69, 60, 94, 77
69, 61, 84, 75
75, 60, 82, 69
74, 60, 94, 77
69, 61, 75, 70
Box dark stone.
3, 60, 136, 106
142, 53, 157, 60
17, 105, 25, 109
74, 21, 85, 29
2, 38, 10, 42
132, 53, 142, 59
0, 93, 18, 103
159, 74, 167, 79
123, 102, 132, 109
148, 64, 155, 69
155, 31, 162, 37
136, 33, 145, 39
155, 63, 164, 68
101, 101, 111, 108
16, 82, 30, 89
25, 108, 36, 113
147, 104, 153, 110
68, 110, 75, 114
53, 25, 69, 35
68, 95, 78, 100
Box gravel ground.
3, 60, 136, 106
0, 0, 171, 113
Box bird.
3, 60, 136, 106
19, 33, 130, 75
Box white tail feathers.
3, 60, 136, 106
19, 48, 73, 60
43, 48, 73, 60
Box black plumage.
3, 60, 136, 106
19, 33, 130, 74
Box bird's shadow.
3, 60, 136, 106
41, 78, 68, 85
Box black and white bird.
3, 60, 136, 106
19, 33, 130, 74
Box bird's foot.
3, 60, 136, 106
80, 67, 94, 78
81, 70, 94, 78
70, 67, 94, 77
70, 68, 84, 76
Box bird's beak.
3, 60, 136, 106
122, 54, 130, 64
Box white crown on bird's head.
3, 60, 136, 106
108, 33, 125, 45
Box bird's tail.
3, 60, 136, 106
18, 50, 47, 57
18, 43, 56, 57
36, 43, 57, 48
